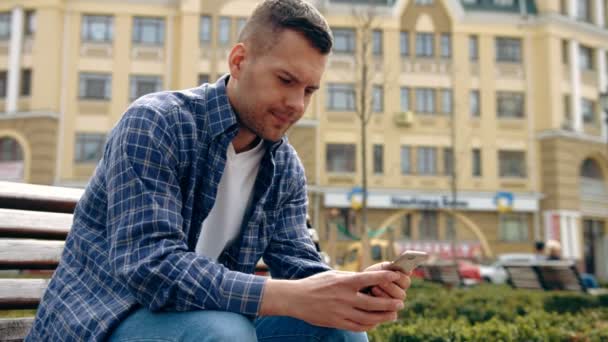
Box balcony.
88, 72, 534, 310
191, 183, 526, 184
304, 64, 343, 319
131, 45, 164, 61
80, 43, 113, 59
496, 63, 524, 79
401, 59, 451, 74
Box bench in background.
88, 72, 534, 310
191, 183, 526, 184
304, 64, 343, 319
419, 261, 462, 287
503, 260, 607, 295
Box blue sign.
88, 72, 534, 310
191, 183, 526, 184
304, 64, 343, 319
494, 192, 514, 213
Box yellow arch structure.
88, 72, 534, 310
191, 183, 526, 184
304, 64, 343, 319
0, 130, 31, 183
376, 208, 493, 258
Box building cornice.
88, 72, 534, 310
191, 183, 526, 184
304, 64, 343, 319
0, 111, 59, 120
537, 129, 607, 144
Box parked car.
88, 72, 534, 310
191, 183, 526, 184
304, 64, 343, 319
479, 253, 537, 284
458, 260, 482, 285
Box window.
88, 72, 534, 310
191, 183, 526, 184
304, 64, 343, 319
419, 211, 438, 240
581, 98, 595, 123
562, 40, 569, 65
373, 144, 383, 174
470, 90, 480, 117
443, 148, 453, 175
20, 69, 31, 96
497, 92, 525, 118
499, 150, 527, 178
494, 0, 514, 6
79, 73, 111, 100
581, 158, 603, 179
417, 146, 437, 175
0, 71, 6, 97
326, 83, 355, 111
130, 75, 162, 100
445, 216, 456, 240
416, 33, 434, 57
200, 15, 212, 43
82, 15, 113, 43
440, 33, 451, 58
0, 12, 10, 40
416, 88, 436, 114
415, 0, 434, 4
400, 31, 409, 56
218, 17, 231, 45
75, 133, 106, 163
198, 74, 210, 85
0, 137, 23, 161
496, 37, 522, 63
24, 10, 36, 37
333, 28, 355, 53
372, 85, 383, 112
326, 144, 355, 173
401, 214, 412, 239
576, 0, 592, 22
372, 29, 382, 55
469, 35, 478, 61
400, 87, 410, 112
564, 94, 572, 124
441, 89, 452, 114
401, 146, 411, 174
237, 18, 247, 36
132, 17, 164, 45
499, 214, 529, 242
472, 148, 482, 177
579, 45, 594, 70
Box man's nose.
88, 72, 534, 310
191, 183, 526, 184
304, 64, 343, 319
285, 90, 305, 114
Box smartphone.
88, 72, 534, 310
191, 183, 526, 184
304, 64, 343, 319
384, 250, 429, 273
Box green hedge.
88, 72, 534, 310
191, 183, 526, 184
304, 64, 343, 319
369, 280, 608, 341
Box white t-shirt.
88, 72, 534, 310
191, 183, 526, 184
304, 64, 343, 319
195, 139, 265, 261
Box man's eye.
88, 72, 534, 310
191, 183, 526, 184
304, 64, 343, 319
279, 77, 291, 84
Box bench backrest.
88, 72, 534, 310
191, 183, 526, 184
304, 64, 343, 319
503, 261, 586, 292
420, 261, 462, 287
0, 181, 79, 311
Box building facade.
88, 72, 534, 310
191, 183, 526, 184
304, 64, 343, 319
0, 0, 606, 279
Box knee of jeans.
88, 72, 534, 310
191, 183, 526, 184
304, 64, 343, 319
184, 312, 257, 341
325, 329, 368, 342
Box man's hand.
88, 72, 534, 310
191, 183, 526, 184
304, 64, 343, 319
363, 262, 411, 300
260, 270, 404, 332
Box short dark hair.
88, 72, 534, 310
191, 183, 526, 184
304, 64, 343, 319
534, 241, 545, 252
239, 0, 333, 55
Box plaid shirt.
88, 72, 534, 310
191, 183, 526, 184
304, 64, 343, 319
27, 75, 330, 341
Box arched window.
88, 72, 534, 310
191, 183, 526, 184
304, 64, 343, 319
0, 137, 24, 181
580, 158, 603, 180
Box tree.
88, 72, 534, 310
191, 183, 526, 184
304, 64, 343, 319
352, 3, 380, 270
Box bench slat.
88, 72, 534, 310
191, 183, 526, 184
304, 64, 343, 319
0, 279, 49, 310
0, 208, 72, 239
0, 181, 82, 213
0, 239, 64, 270
0, 317, 35, 341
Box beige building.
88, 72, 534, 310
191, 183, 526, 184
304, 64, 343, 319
0, 0, 606, 279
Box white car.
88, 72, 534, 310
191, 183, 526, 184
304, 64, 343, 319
479, 253, 538, 284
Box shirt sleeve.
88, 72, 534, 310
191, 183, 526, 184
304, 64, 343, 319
105, 104, 266, 315
262, 165, 331, 279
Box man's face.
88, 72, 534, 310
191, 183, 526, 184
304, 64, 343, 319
230, 29, 328, 142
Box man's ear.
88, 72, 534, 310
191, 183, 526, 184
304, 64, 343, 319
228, 43, 247, 79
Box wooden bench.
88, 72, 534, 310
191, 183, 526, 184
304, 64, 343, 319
0, 181, 272, 341
503, 260, 608, 295
419, 261, 462, 287
0, 181, 82, 341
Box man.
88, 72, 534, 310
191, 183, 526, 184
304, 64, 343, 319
27, 1, 410, 341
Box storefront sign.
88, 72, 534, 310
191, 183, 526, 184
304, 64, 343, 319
324, 190, 539, 212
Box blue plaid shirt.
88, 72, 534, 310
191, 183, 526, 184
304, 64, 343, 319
27, 75, 330, 341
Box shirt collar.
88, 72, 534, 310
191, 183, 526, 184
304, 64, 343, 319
206, 74, 285, 153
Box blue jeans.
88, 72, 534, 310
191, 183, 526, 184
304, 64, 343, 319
108, 307, 369, 342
